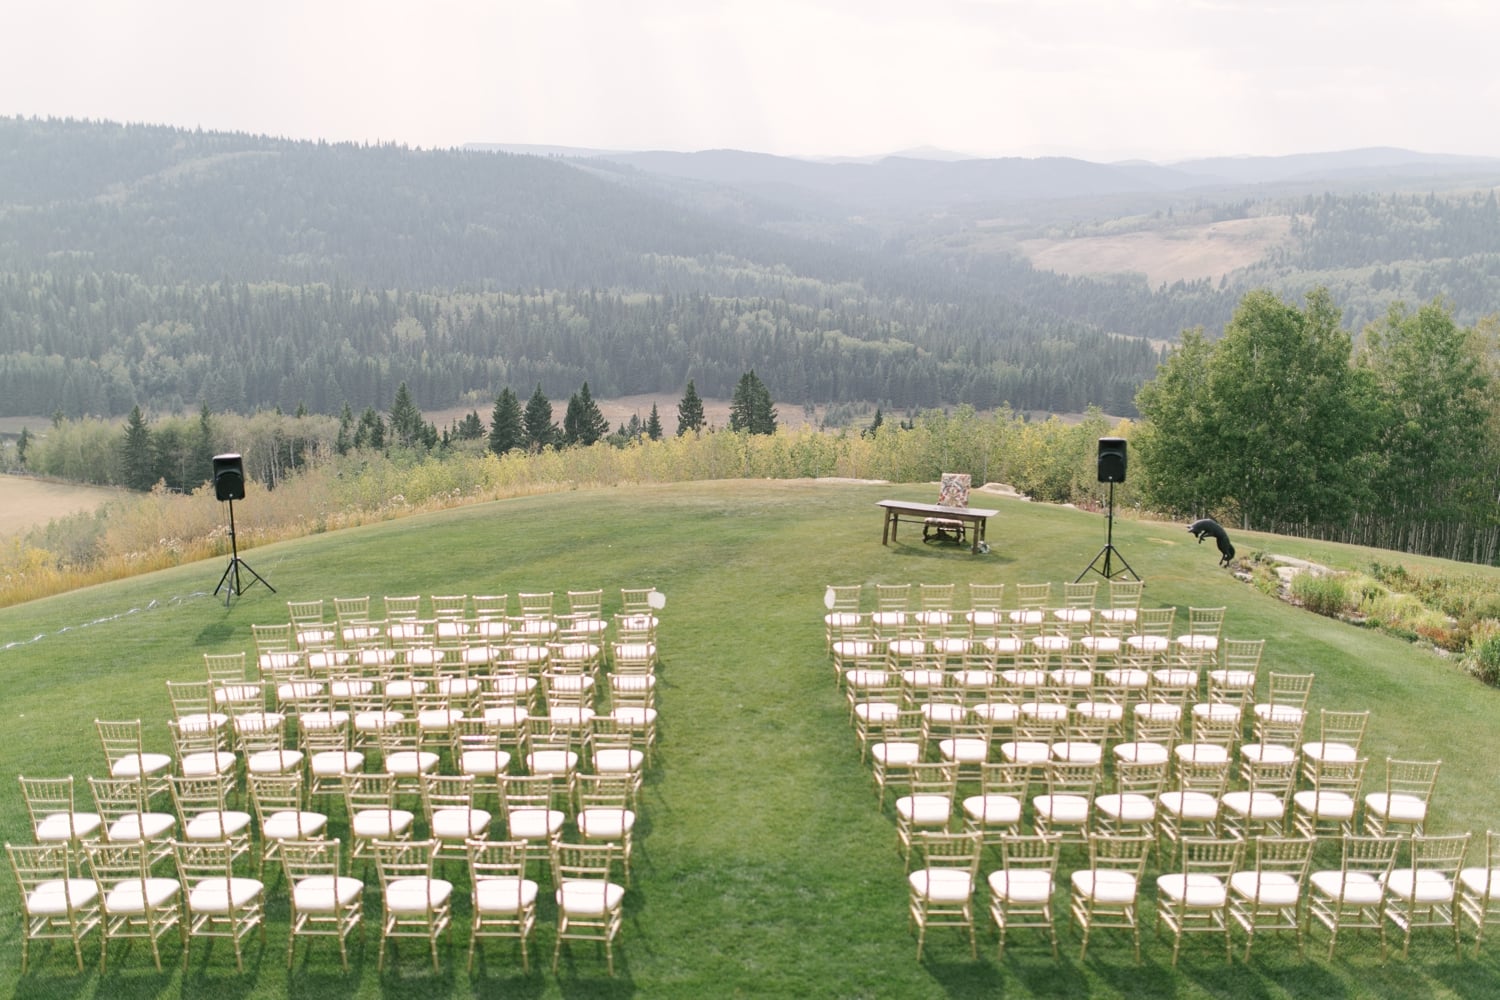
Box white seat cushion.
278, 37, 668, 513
110, 752, 172, 779
1071, 869, 1137, 903
461, 749, 512, 776
26, 878, 100, 915
1033, 794, 1090, 824
385, 877, 453, 913
474, 876, 539, 914
432, 808, 491, 840
1292, 790, 1355, 820
1158, 872, 1227, 907
1310, 870, 1383, 905
895, 794, 953, 826
104, 877, 180, 913
988, 868, 1053, 902
107, 811, 175, 842
557, 879, 625, 916
578, 808, 636, 839
188, 876, 265, 913
507, 808, 564, 839
1385, 868, 1455, 903
871, 743, 921, 766
962, 794, 1021, 825
181, 750, 238, 777
1460, 867, 1500, 896
1221, 791, 1285, 820
908, 868, 974, 903
293, 874, 363, 912
386, 750, 440, 775
35, 811, 102, 842
1229, 870, 1299, 906
1095, 793, 1155, 823
185, 810, 253, 841
247, 749, 305, 774
310, 750, 365, 777
1365, 793, 1427, 823
1159, 791, 1220, 820
352, 808, 415, 838
263, 810, 328, 841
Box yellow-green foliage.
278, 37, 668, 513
0, 411, 1133, 607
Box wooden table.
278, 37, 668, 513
876, 499, 998, 555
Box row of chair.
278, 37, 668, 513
9, 588, 664, 976
906, 826, 1500, 964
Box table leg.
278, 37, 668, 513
882, 510, 892, 546
970, 518, 980, 554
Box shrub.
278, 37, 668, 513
1463, 619, 1500, 686
1291, 571, 1352, 618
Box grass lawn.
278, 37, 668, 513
3, 478, 1500, 999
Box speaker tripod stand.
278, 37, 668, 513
214, 497, 274, 605
1076, 481, 1139, 583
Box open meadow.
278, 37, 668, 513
3, 478, 1499, 999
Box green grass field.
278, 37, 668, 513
3, 478, 1500, 999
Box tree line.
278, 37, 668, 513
1135, 289, 1500, 564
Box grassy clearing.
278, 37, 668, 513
3, 479, 1500, 998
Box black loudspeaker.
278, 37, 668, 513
213, 453, 245, 502
1097, 437, 1127, 484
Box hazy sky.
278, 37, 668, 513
6, 0, 1498, 163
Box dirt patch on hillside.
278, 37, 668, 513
0, 475, 122, 537
1018, 215, 1293, 288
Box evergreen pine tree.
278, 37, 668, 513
15, 426, 30, 467
389, 381, 426, 449
489, 388, 523, 455
730, 370, 777, 435
676, 380, 705, 437
574, 382, 608, 446
645, 403, 663, 441
193, 401, 216, 481
865, 407, 884, 439
122, 404, 156, 490
335, 402, 354, 455
523, 383, 555, 451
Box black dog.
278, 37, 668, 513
1187, 518, 1236, 567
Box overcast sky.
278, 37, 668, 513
6, 0, 1498, 163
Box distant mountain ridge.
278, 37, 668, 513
467, 141, 1500, 212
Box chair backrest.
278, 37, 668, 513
1175, 756, 1231, 795
1408, 831, 1470, 878
1063, 581, 1098, 609
1318, 709, 1371, 748
1177, 836, 1243, 879
1384, 758, 1441, 802
517, 592, 555, 619
248, 771, 307, 819
8, 841, 80, 904
1000, 832, 1061, 874
86, 774, 149, 825
875, 584, 911, 612
1338, 833, 1401, 880
1044, 759, 1101, 796
18, 774, 82, 830
1309, 756, 1368, 797
1014, 583, 1052, 610
1087, 832, 1153, 874
968, 583, 1006, 611
908, 829, 980, 874
281, 837, 341, 884
343, 771, 399, 813
566, 589, 603, 618
173, 837, 240, 884
918, 583, 955, 611
1243, 756, 1298, 798
1251, 835, 1316, 882
94, 718, 147, 768
1133, 606, 1176, 637
287, 600, 326, 627
473, 594, 509, 620
168, 773, 232, 820
1222, 638, 1265, 673
1264, 671, 1314, 709
371, 837, 439, 887
935, 473, 971, 509
1112, 757, 1169, 797
333, 596, 372, 622
431, 594, 469, 620
553, 842, 616, 883
1107, 579, 1145, 610
467, 838, 527, 886
1187, 606, 1226, 638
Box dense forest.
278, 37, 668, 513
3, 116, 1500, 426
